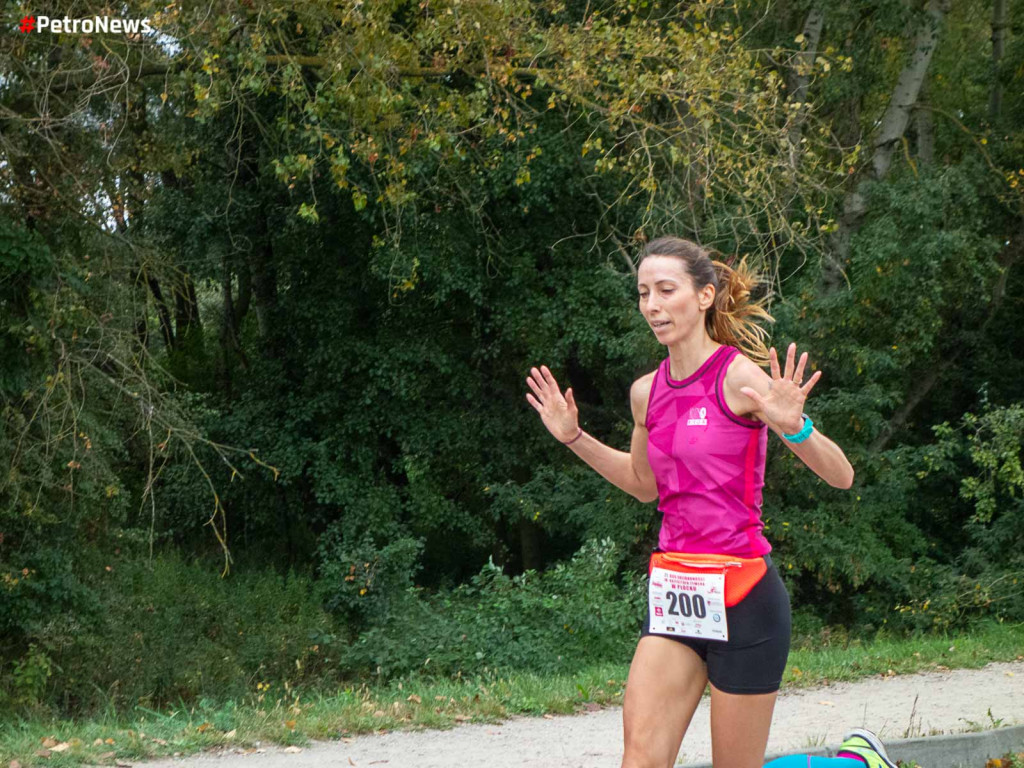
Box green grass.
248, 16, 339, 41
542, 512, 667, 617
785, 620, 1024, 684
2, 621, 1021, 767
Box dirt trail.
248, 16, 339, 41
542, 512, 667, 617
140, 661, 1024, 768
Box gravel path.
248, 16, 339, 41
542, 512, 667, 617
141, 661, 1024, 768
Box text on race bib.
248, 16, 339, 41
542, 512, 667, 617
648, 565, 728, 641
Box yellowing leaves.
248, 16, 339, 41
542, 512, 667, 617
297, 202, 319, 223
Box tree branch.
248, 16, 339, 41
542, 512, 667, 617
871, 231, 1022, 451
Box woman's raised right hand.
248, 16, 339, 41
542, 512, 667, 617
525, 365, 580, 443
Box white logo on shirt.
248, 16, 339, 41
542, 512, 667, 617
686, 407, 708, 426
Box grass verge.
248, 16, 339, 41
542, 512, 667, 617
2, 621, 1022, 767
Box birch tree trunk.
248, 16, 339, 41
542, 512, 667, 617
825, 0, 951, 291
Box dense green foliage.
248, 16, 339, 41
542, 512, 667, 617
1, 0, 1022, 716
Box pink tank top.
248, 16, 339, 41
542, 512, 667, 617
645, 345, 770, 558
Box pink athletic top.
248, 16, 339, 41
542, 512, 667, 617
645, 345, 771, 558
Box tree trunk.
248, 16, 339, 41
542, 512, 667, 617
786, 6, 826, 170
826, 0, 951, 292
234, 257, 252, 329
175, 272, 202, 337
147, 274, 175, 349
123, 83, 172, 349
248, 213, 280, 353
157, 169, 202, 344
218, 258, 236, 398
989, 0, 1007, 120
518, 518, 542, 572
915, 82, 935, 165
867, 1, 949, 183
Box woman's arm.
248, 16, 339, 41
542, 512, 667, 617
525, 366, 659, 502
725, 345, 855, 490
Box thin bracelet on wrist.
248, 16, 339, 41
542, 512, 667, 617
561, 428, 584, 446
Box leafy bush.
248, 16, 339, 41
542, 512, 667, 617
0, 540, 648, 713
890, 561, 1024, 632
317, 526, 425, 634
343, 538, 646, 679
0, 555, 341, 715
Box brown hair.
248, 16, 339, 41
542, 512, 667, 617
641, 236, 772, 365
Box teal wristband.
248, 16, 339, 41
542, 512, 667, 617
783, 414, 814, 444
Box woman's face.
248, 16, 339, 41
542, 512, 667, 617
637, 255, 714, 344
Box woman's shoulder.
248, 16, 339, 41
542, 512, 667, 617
630, 365, 661, 397
630, 367, 661, 425
721, 347, 769, 394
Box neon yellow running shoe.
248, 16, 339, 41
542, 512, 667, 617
836, 729, 898, 768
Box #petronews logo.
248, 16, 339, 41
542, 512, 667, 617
18, 14, 153, 34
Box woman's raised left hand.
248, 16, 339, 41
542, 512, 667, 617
739, 343, 822, 435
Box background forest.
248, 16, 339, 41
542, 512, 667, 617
1, 0, 1023, 717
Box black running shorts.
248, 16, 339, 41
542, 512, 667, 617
640, 555, 792, 694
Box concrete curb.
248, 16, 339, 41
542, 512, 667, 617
684, 724, 1024, 768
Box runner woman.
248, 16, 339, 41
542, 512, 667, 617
526, 236, 855, 768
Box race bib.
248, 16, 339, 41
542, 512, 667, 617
648, 565, 729, 641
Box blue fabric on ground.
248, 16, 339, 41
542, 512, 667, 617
765, 755, 865, 768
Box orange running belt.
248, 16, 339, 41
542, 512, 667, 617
649, 551, 768, 607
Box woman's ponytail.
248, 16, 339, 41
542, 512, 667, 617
708, 258, 772, 365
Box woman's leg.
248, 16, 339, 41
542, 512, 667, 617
708, 684, 778, 768
722, 722, 891, 768
706, 563, 792, 768
621, 636, 709, 768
